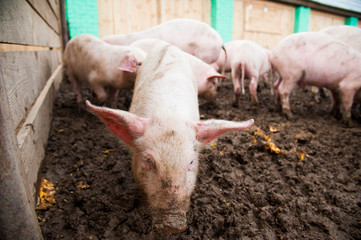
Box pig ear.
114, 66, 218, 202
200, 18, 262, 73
194, 119, 254, 145
206, 69, 226, 83
118, 54, 138, 73
207, 74, 226, 85
86, 100, 148, 147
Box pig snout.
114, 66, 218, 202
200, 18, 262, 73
152, 210, 187, 233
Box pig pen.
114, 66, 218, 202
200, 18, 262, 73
36, 78, 361, 239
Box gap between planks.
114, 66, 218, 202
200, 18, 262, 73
0, 43, 61, 52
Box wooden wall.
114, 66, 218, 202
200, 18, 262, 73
233, 0, 294, 49
0, 0, 62, 237
98, 0, 210, 38
309, 9, 345, 31
97, 0, 358, 50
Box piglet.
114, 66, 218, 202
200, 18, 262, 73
130, 38, 225, 103
86, 41, 254, 233
63, 34, 146, 108
271, 32, 361, 126
212, 40, 272, 106
103, 18, 223, 64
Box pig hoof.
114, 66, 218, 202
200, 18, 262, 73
314, 95, 321, 103
282, 109, 293, 120
343, 119, 353, 128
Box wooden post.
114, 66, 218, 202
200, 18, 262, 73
345, 16, 358, 26
211, 0, 234, 42
294, 6, 310, 33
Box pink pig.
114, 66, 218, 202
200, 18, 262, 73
63, 34, 146, 108
103, 18, 223, 64
130, 38, 225, 103
320, 25, 361, 52
212, 40, 272, 106
271, 32, 361, 125
86, 41, 254, 233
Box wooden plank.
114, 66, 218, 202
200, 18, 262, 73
233, 0, 294, 49
0, 50, 61, 132
0, 0, 61, 47
245, 1, 285, 34
112, 0, 158, 35
160, 0, 208, 23
98, 0, 210, 38
309, 9, 345, 32
47, 0, 60, 19
98, 0, 115, 38
233, 0, 245, 40
0, 99, 43, 239
17, 65, 63, 205
26, 0, 60, 34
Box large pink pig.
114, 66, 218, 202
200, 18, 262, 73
63, 34, 146, 108
86, 41, 254, 233
271, 32, 361, 125
103, 18, 223, 64
212, 40, 271, 106
310, 25, 361, 102
130, 38, 225, 103
320, 25, 361, 52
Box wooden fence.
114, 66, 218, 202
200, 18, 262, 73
0, 0, 63, 238
98, 0, 211, 39
97, 0, 359, 49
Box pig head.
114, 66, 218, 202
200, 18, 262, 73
130, 38, 226, 103
86, 42, 254, 233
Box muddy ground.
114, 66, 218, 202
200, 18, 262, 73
36, 78, 361, 240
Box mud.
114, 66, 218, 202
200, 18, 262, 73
36, 79, 361, 239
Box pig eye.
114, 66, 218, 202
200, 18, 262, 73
137, 62, 142, 66
143, 156, 156, 169
188, 160, 196, 171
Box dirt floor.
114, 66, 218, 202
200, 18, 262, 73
36, 78, 361, 240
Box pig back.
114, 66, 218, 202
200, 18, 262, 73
320, 25, 361, 52
130, 42, 199, 121
272, 32, 361, 88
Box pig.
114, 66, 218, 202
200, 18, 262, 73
86, 41, 254, 233
212, 40, 272, 106
320, 25, 361, 52
63, 34, 146, 108
310, 25, 361, 103
130, 38, 226, 103
271, 32, 361, 126
103, 18, 224, 64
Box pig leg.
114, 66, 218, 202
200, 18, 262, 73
232, 64, 242, 107
89, 81, 108, 105
273, 74, 282, 107
67, 73, 83, 105
339, 88, 356, 126
241, 63, 246, 95
278, 77, 296, 120
249, 76, 259, 104
108, 87, 119, 109
330, 90, 341, 118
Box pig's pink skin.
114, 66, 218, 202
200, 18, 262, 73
63, 34, 146, 108
320, 25, 361, 52
271, 32, 361, 125
212, 40, 271, 106
103, 18, 223, 64
130, 39, 225, 103
86, 41, 254, 233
